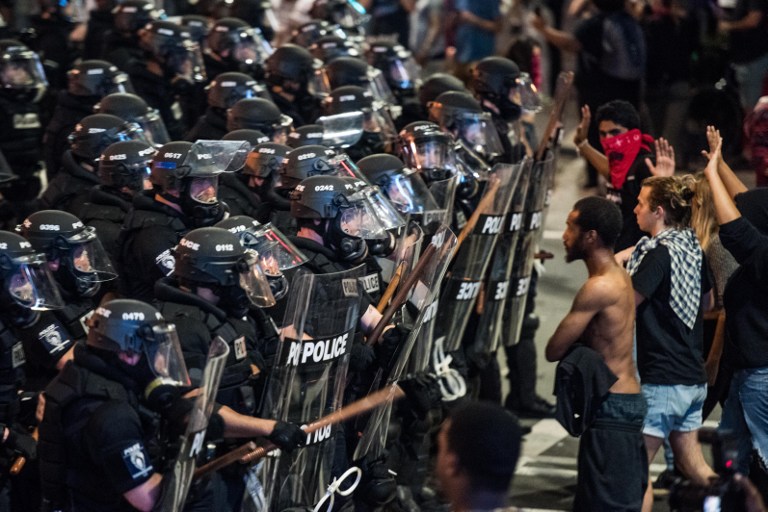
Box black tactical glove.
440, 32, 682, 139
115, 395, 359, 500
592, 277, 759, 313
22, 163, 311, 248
5, 424, 37, 460
374, 325, 409, 373
349, 342, 375, 373
397, 373, 442, 419
356, 454, 397, 506
267, 421, 305, 453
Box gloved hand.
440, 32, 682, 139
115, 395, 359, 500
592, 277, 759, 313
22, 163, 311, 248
356, 454, 397, 506
5, 425, 37, 460
349, 342, 375, 373
267, 421, 306, 453
374, 325, 409, 373
397, 373, 442, 419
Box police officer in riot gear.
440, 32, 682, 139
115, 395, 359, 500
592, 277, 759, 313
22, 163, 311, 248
308, 35, 361, 64
273, 144, 337, 233
0, 40, 48, 212
44, 59, 134, 179
153, 227, 279, 509
185, 71, 267, 141
227, 97, 294, 144
102, 0, 163, 70
204, 17, 271, 80
264, 44, 322, 127
229, 0, 278, 41
397, 72, 467, 129
218, 129, 270, 218
364, 40, 422, 127
287, 124, 325, 148
38, 298, 306, 512
117, 140, 244, 302
179, 14, 211, 48
95, 92, 171, 148
16, 210, 117, 392
79, 139, 156, 262
127, 19, 206, 140
241, 141, 292, 224
470, 56, 531, 164
322, 85, 397, 161
0, 230, 64, 511
317, 56, 396, 107
38, 113, 145, 217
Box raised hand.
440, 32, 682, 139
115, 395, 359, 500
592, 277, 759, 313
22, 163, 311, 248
645, 137, 676, 177
574, 104, 591, 147
701, 125, 722, 160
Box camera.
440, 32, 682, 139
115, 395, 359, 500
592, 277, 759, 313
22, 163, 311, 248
669, 428, 746, 512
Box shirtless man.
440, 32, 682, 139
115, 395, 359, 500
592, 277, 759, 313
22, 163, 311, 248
546, 196, 647, 511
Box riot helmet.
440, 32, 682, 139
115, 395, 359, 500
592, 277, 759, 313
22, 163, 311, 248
308, 35, 360, 63
356, 153, 441, 216
87, 298, 191, 399
278, 144, 337, 192
172, 227, 275, 311
66, 59, 134, 98
321, 85, 396, 156
0, 40, 48, 103
309, 0, 370, 34
242, 141, 291, 206
365, 41, 421, 98
18, 210, 117, 297
207, 17, 272, 72
291, 19, 341, 48
222, 129, 270, 149
215, 215, 308, 300
151, 140, 249, 227
291, 175, 404, 261
0, 230, 64, 311
179, 14, 211, 46
98, 140, 156, 195
315, 56, 395, 105
229, 0, 279, 41
95, 92, 171, 147
226, 97, 293, 144
69, 113, 146, 166
139, 20, 206, 85
470, 56, 539, 122
264, 44, 321, 97
112, 0, 163, 37
428, 90, 503, 160
287, 124, 325, 148
397, 121, 457, 182
206, 71, 269, 110
417, 72, 467, 113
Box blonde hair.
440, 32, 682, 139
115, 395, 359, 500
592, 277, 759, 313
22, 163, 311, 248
686, 172, 718, 251
641, 175, 695, 229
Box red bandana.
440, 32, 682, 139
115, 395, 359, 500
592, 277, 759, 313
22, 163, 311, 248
600, 129, 654, 189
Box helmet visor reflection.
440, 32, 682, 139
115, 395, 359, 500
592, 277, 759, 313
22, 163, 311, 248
8, 254, 65, 310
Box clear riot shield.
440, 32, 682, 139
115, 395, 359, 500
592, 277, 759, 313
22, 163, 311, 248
423, 175, 458, 235
261, 264, 366, 511
470, 158, 532, 357
375, 221, 423, 289
158, 336, 230, 512
433, 163, 520, 353
503, 152, 556, 346
352, 225, 457, 462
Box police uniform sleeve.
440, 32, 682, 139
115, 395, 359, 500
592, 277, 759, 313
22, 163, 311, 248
18, 311, 75, 370
134, 227, 182, 281
84, 400, 155, 494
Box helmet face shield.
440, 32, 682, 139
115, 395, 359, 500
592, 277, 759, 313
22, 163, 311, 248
138, 109, 171, 147
188, 176, 219, 204
7, 253, 64, 310
0, 49, 48, 102
144, 323, 191, 387
388, 56, 421, 90
455, 112, 503, 159
67, 227, 118, 283
241, 222, 309, 271
343, 185, 406, 237
238, 249, 276, 308
401, 133, 456, 177
316, 112, 364, 149
515, 72, 541, 113
166, 41, 207, 84
367, 68, 396, 105
382, 169, 442, 215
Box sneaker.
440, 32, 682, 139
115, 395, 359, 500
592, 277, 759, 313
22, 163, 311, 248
515, 396, 556, 419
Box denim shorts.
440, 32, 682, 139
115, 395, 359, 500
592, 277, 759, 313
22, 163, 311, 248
642, 383, 707, 438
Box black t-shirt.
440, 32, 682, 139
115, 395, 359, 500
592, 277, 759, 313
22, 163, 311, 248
720, 217, 768, 368
735, 188, 768, 235
606, 150, 653, 251
632, 245, 709, 385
